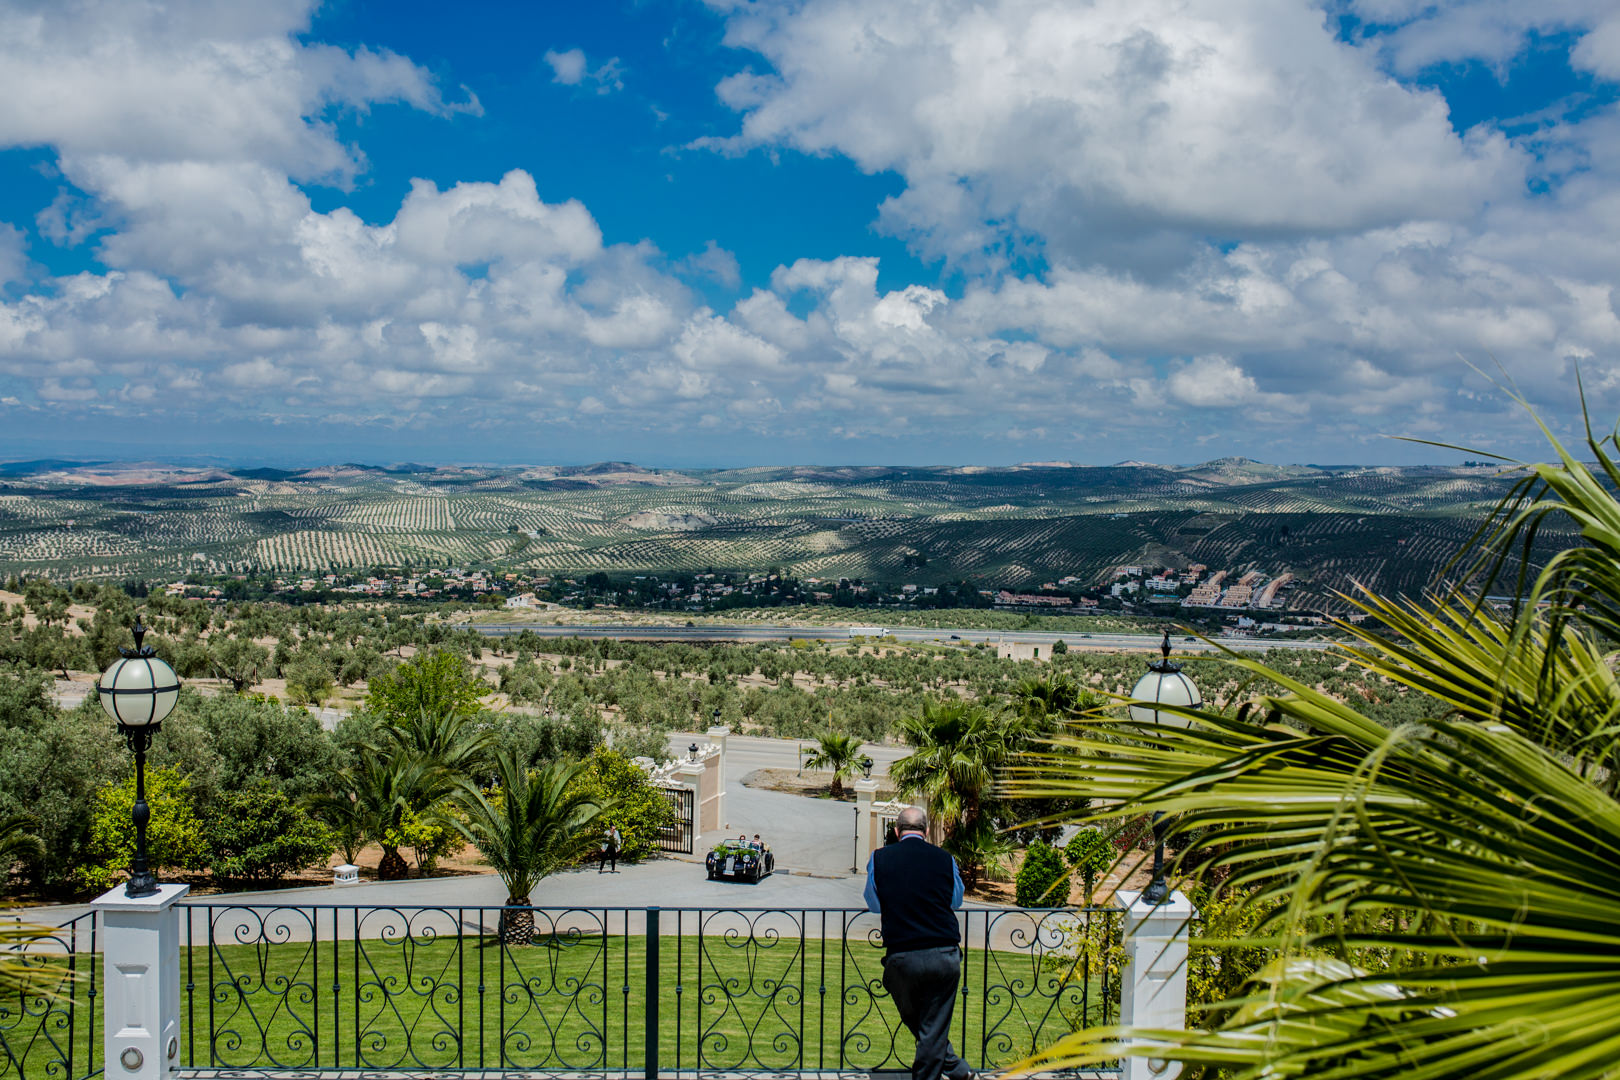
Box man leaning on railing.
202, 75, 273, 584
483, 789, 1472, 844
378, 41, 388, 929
863, 806, 976, 1080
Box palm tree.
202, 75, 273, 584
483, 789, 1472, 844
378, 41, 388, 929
377, 708, 495, 777
891, 701, 1019, 881
0, 813, 43, 879
452, 752, 610, 944
304, 780, 366, 866
347, 753, 456, 880
800, 730, 865, 797
1003, 405, 1620, 1080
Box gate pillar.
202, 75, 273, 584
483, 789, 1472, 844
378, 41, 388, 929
93, 883, 189, 1080
1116, 889, 1195, 1080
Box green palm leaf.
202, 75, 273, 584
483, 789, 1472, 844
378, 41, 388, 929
1003, 407, 1620, 1080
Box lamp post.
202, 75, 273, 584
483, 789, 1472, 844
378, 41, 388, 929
712, 706, 722, 728
688, 742, 700, 762
1127, 630, 1200, 906
97, 618, 181, 899
860, 755, 874, 781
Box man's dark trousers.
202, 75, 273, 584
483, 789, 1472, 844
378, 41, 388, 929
882, 945, 969, 1080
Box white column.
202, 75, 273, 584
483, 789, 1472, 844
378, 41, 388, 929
93, 883, 190, 1080
671, 760, 707, 834
853, 778, 879, 869
706, 724, 730, 828
1115, 889, 1195, 1080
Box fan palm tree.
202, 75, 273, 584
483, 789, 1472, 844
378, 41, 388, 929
891, 701, 1022, 881
1003, 404, 1620, 1080
800, 730, 865, 797
452, 752, 610, 944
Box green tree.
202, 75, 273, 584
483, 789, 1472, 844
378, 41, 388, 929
204, 783, 334, 884
210, 636, 269, 693
348, 754, 455, 880
305, 781, 366, 866
891, 700, 1017, 881
799, 730, 865, 797
0, 812, 42, 880
366, 649, 485, 724
1006, 407, 1620, 1080
1063, 827, 1114, 906
453, 753, 610, 943
1014, 838, 1068, 907
80, 766, 206, 892
284, 656, 333, 706
564, 746, 674, 863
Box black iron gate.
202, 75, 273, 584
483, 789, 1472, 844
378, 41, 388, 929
659, 785, 695, 853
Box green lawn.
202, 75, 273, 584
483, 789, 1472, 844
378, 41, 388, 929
3, 932, 1113, 1079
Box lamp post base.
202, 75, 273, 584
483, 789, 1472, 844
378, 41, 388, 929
125, 869, 159, 898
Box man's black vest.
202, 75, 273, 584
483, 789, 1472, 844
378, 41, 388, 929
871, 836, 961, 953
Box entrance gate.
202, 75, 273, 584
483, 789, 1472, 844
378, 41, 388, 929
658, 785, 695, 854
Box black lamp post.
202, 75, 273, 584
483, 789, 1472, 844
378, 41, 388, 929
712, 706, 722, 728
97, 618, 181, 898
688, 742, 700, 762
1128, 630, 1200, 906
860, 755, 874, 781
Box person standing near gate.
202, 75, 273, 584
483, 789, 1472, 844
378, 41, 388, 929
599, 824, 621, 873
863, 806, 972, 1080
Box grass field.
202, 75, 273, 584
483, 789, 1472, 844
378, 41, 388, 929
3, 928, 1114, 1079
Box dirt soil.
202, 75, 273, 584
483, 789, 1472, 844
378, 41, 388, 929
741, 767, 896, 803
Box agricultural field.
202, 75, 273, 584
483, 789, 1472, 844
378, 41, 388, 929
0, 458, 1561, 610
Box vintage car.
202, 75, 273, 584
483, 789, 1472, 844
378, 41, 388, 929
705, 839, 775, 882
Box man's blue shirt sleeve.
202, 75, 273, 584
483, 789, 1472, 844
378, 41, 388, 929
864, 853, 880, 913
950, 856, 964, 909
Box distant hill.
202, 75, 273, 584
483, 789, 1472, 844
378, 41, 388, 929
0, 456, 1552, 612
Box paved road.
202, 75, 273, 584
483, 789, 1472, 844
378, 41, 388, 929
468, 621, 1331, 654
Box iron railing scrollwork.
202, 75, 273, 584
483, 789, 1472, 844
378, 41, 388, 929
0, 910, 98, 1080
171, 901, 1121, 1078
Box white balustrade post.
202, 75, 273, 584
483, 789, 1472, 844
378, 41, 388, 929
1115, 889, 1195, 1080
705, 724, 730, 828
853, 778, 879, 868
93, 883, 190, 1080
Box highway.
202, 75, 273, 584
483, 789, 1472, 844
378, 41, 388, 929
465, 621, 1334, 654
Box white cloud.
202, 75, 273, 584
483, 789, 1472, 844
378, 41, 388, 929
0, 0, 1616, 462
706, 0, 1521, 265
544, 47, 625, 93
1168, 356, 1259, 407
544, 48, 588, 85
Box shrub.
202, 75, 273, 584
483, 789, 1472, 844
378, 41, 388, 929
80, 766, 207, 893
564, 746, 673, 863
1051, 639, 1068, 655
284, 658, 333, 706
1015, 838, 1069, 907
204, 783, 334, 885
1064, 827, 1115, 905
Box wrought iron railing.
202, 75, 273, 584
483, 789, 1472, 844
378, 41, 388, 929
176, 902, 1122, 1077
0, 910, 99, 1080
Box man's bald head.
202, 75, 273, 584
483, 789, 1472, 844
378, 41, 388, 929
896, 807, 928, 835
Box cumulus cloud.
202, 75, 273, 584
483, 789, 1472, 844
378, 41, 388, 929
0, 0, 1617, 462
705, 0, 1521, 267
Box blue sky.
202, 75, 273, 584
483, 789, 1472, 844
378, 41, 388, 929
1, 0, 1619, 467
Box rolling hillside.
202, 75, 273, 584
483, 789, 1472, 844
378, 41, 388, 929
0, 458, 1557, 611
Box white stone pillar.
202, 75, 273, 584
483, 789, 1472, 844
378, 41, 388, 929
853, 778, 879, 869
93, 883, 189, 1080
671, 760, 708, 834
706, 724, 730, 828
1115, 889, 1195, 1080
